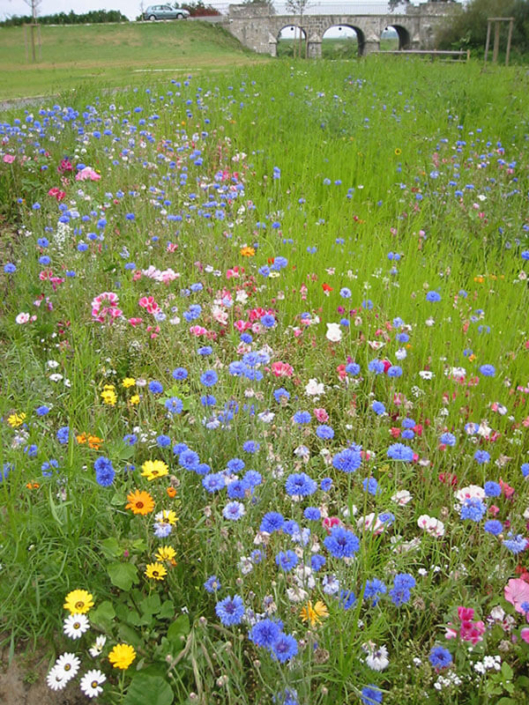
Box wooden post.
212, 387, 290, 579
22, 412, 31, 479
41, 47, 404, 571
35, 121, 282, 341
484, 20, 491, 63
492, 20, 500, 63
505, 17, 513, 66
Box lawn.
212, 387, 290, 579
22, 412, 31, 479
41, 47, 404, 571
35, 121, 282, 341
1, 55, 529, 705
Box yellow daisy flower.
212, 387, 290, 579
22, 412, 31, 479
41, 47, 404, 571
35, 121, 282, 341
64, 589, 95, 615
129, 394, 140, 405
108, 643, 136, 670
145, 562, 167, 581
141, 460, 169, 481
8, 412, 26, 428
300, 600, 328, 627
155, 546, 177, 563
122, 378, 136, 388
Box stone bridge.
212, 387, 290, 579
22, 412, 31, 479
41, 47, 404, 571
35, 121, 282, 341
221, 2, 459, 57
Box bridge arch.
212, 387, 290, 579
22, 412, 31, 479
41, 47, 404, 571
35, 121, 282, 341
277, 24, 307, 58
382, 24, 412, 50
321, 24, 366, 57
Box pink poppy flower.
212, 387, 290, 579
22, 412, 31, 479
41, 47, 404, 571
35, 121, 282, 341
505, 578, 529, 614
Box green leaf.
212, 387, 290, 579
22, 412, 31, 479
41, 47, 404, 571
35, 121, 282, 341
496, 699, 517, 705
117, 624, 142, 648
515, 676, 529, 691
501, 662, 514, 681
166, 614, 190, 644
110, 490, 127, 507
100, 537, 121, 559
90, 600, 116, 629
158, 600, 175, 620
140, 594, 161, 616
131, 539, 147, 553
124, 674, 173, 705
108, 562, 139, 591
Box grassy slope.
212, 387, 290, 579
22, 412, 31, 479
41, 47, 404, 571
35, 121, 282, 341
0, 21, 266, 100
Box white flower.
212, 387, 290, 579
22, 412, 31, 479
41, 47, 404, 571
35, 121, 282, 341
305, 378, 325, 397
391, 490, 413, 506
54, 652, 81, 681
15, 312, 30, 324
417, 515, 445, 537
325, 323, 342, 342
46, 360, 60, 369
425, 317, 435, 327
238, 557, 253, 575
286, 585, 308, 603
49, 373, 63, 382
419, 370, 434, 380
63, 613, 90, 639
489, 606, 505, 622
80, 669, 106, 699
365, 644, 389, 671
46, 666, 69, 691
89, 635, 107, 658
395, 348, 407, 360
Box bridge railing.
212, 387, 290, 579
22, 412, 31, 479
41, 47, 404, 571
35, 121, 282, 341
200, 2, 394, 16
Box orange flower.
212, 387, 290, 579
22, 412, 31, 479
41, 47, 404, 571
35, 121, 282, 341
26, 482, 40, 490
125, 490, 155, 516
322, 283, 333, 293
166, 486, 177, 498
300, 600, 329, 626
240, 246, 255, 257
88, 435, 104, 450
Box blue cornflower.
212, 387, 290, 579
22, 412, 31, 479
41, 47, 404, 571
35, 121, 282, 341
251, 549, 264, 564
387, 365, 402, 377
24, 444, 38, 458
479, 364, 496, 377
363, 478, 379, 495
215, 595, 245, 626
94, 457, 115, 487
339, 590, 357, 610
4, 263, 16, 274
368, 359, 385, 374
227, 479, 250, 499
429, 646, 453, 669
311, 554, 326, 572
340, 288, 352, 298
364, 578, 387, 605
387, 443, 414, 461
242, 440, 260, 453
465, 422, 479, 435
285, 472, 317, 497
304, 507, 321, 521
172, 367, 188, 380
123, 433, 137, 446
389, 587, 411, 606
372, 401, 385, 415
282, 520, 300, 536
204, 575, 221, 593
274, 388, 290, 403
484, 481, 501, 497
243, 470, 262, 487
321, 477, 333, 491
154, 523, 172, 538
149, 381, 163, 394
249, 619, 282, 648
522, 463, 529, 478
41, 459, 59, 477
361, 685, 383, 705
324, 526, 360, 559
474, 450, 490, 464
333, 448, 361, 473
426, 291, 441, 302
198, 346, 213, 356
401, 418, 415, 429
201, 394, 216, 407
460, 498, 487, 522
275, 550, 298, 572
56, 426, 70, 444
271, 633, 298, 663
173, 443, 188, 456
401, 429, 414, 440
200, 370, 218, 387
1, 463, 13, 482
223, 501, 245, 520
293, 411, 311, 425
440, 432, 456, 446
165, 397, 183, 414
503, 533, 528, 554
393, 574, 416, 590
346, 362, 360, 375
261, 314, 276, 328
316, 425, 334, 440
179, 449, 200, 470
227, 458, 245, 473
36, 405, 50, 416
202, 473, 226, 492
156, 435, 171, 448
273, 688, 298, 705
484, 520, 503, 535
260, 512, 284, 533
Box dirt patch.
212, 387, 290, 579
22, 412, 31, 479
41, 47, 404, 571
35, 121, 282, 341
0, 645, 87, 705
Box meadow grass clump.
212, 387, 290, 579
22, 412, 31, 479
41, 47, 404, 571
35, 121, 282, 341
1, 59, 529, 704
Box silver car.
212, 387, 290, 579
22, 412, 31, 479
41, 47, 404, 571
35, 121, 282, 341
144, 4, 190, 20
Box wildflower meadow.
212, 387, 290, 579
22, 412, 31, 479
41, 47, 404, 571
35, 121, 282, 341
1, 58, 529, 705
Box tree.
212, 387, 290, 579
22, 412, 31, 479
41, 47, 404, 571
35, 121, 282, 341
285, 0, 310, 58
22, 0, 42, 62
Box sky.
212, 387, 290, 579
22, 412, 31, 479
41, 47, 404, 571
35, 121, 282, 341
1, 0, 434, 22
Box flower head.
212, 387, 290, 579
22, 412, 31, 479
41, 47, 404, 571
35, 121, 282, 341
108, 643, 136, 669
64, 589, 94, 615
